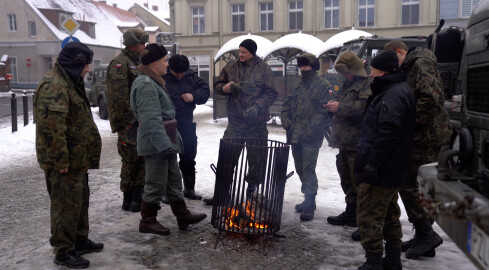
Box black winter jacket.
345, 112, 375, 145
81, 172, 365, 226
355, 72, 416, 188
163, 69, 210, 125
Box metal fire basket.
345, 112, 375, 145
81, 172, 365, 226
210, 137, 293, 236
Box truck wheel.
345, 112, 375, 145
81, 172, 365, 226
98, 98, 108, 120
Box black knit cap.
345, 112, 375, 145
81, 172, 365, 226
141, 43, 168, 65
239, 39, 257, 56
58, 41, 93, 82
169, 54, 190, 73
370, 50, 400, 73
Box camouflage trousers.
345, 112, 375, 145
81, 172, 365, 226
291, 143, 320, 195
45, 170, 90, 255
117, 136, 145, 192
143, 153, 184, 204
399, 146, 439, 223
222, 123, 268, 185
357, 182, 402, 254
337, 149, 359, 204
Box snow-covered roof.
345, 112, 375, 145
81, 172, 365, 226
92, 1, 146, 28
214, 34, 274, 61
318, 29, 373, 56
132, 3, 170, 26
145, 26, 160, 32
261, 32, 325, 61
25, 0, 131, 49
1, 55, 8, 62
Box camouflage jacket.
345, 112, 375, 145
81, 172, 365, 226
106, 49, 141, 141
402, 48, 452, 147
214, 56, 278, 126
281, 73, 332, 147
34, 61, 101, 172
130, 65, 183, 156
329, 76, 372, 150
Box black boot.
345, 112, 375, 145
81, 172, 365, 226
122, 190, 133, 211
401, 236, 436, 257
75, 239, 104, 255
139, 200, 170, 235
129, 186, 143, 212
358, 251, 383, 270
295, 195, 316, 213
327, 202, 357, 227
351, 229, 361, 241
170, 200, 207, 230
203, 197, 213, 205
383, 242, 402, 270
182, 168, 202, 200
54, 250, 90, 269
300, 194, 316, 221
405, 218, 443, 259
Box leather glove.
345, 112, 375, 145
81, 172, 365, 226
161, 147, 177, 160
244, 105, 260, 119
364, 163, 380, 184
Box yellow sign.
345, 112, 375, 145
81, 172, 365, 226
61, 16, 80, 36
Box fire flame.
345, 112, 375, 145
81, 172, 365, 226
223, 201, 268, 230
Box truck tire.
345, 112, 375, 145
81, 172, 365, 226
98, 98, 108, 120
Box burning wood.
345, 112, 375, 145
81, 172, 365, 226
223, 192, 272, 232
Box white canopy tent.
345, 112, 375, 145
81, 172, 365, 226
214, 33, 273, 62
317, 29, 373, 57
261, 32, 326, 61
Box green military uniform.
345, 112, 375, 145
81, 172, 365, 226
34, 60, 101, 255
107, 48, 145, 193
400, 48, 452, 223
281, 71, 332, 196
214, 56, 278, 185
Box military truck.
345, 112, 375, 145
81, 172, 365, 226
85, 64, 109, 120
418, 1, 489, 269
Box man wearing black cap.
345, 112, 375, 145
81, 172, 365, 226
354, 50, 416, 270
34, 41, 103, 268
163, 54, 210, 201
130, 44, 207, 236
107, 28, 149, 212
205, 39, 278, 205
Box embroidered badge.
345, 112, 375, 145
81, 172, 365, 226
130, 65, 136, 69
115, 64, 122, 68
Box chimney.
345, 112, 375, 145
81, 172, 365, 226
144, 3, 148, 8
99, 0, 107, 4
113, 3, 117, 8
152, 5, 158, 11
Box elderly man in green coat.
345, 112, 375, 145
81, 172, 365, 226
130, 44, 206, 236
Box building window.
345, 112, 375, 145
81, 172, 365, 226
461, 0, 480, 17
28, 21, 36, 37
289, 1, 303, 31
231, 4, 245, 33
188, 55, 210, 87
8, 14, 17, 32
324, 0, 339, 29
260, 2, 273, 31
402, 0, 419, 25
9, 56, 17, 82
358, 0, 375, 27
192, 6, 205, 34
88, 25, 95, 38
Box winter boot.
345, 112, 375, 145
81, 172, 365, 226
405, 218, 443, 259
295, 195, 316, 213
129, 186, 143, 212
182, 168, 202, 200
54, 250, 90, 269
300, 194, 316, 221
161, 194, 170, 205
358, 251, 383, 270
122, 190, 133, 211
327, 202, 357, 227
139, 200, 170, 235
382, 242, 402, 270
351, 229, 361, 241
170, 200, 207, 230
401, 236, 436, 257
75, 239, 104, 255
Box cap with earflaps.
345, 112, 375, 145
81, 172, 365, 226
297, 53, 320, 71
123, 28, 149, 47
334, 51, 367, 77
58, 41, 93, 82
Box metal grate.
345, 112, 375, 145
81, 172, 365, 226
210, 137, 292, 236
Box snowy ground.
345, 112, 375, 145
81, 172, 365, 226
0, 100, 478, 270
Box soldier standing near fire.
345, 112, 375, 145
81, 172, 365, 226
34, 42, 103, 268
281, 53, 332, 221
107, 28, 149, 212
384, 40, 452, 258
163, 54, 210, 201
324, 51, 371, 239
205, 39, 278, 205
